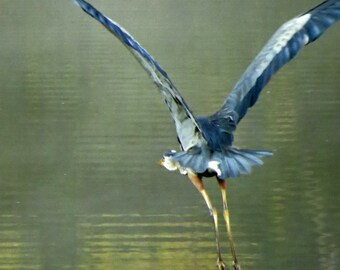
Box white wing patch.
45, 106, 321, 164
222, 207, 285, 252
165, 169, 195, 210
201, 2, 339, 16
272, 14, 311, 53
208, 161, 222, 177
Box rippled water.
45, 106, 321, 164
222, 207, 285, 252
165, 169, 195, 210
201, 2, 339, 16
0, 1, 339, 269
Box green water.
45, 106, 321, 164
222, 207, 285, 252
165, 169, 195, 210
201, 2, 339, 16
0, 1, 339, 269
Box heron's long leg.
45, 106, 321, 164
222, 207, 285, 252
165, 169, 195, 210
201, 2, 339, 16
218, 179, 241, 270
188, 173, 226, 270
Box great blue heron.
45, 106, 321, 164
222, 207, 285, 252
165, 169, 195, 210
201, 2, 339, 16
75, 0, 340, 269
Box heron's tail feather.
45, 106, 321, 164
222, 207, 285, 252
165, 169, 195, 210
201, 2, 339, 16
171, 147, 272, 179
214, 148, 272, 178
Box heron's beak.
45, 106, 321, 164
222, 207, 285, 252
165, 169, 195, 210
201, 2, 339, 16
158, 159, 164, 166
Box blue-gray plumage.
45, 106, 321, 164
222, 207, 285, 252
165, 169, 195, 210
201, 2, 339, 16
222, 0, 340, 123
75, 0, 339, 180
74, 1, 339, 269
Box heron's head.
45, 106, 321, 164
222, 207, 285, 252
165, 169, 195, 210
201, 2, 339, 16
159, 150, 178, 171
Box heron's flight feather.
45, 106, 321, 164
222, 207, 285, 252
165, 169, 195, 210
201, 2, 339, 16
219, 0, 340, 123
75, 0, 206, 151
75, 0, 339, 179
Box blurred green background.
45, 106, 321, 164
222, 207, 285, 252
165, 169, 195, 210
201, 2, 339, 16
0, 1, 339, 269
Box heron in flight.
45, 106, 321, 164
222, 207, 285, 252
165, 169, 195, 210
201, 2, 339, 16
75, 0, 339, 269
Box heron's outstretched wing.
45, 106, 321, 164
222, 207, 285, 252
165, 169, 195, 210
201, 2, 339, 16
219, 0, 340, 124
75, 0, 205, 151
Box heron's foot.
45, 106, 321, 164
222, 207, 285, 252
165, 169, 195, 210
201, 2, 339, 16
216, 259, 228, 270
232, 262, 241, 270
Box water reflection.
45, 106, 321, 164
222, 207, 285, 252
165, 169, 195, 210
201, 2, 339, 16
0, 0, 339, 269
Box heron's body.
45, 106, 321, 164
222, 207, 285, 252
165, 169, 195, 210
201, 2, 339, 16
74, 1, 340, 269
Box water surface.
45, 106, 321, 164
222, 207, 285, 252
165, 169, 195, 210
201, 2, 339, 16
0, 1, 339, 269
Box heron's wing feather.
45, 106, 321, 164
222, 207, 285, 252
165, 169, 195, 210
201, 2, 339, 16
220, 0, 340, 123
75, 0, 205, 151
